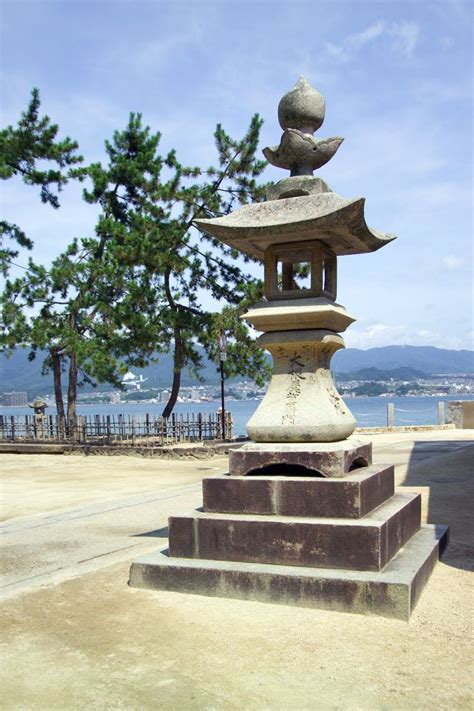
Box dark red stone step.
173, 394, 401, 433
203, 464, 394, 519
169, 492, 421, 572
129, 524, 448, 620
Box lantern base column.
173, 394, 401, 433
246, 329, 355, 443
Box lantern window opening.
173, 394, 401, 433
263, 240, 337, 301
277, 256, 312, 293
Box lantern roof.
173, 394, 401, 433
195, 192, 395, 260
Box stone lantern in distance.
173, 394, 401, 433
196, 77, 395, 445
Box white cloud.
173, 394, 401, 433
325, 20, 420, 62
326, 21, 385, 60
442, 255, 466, 270
388, 22, 420, 58
325, 22, 384, 61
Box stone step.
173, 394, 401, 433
203, 464, 394, 519
129, 524, 448, 620
168, 491, 421, 572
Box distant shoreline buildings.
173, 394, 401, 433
1, 391, 28, 406
1, 374, 473, 408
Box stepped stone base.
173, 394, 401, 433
169, 492, 421, 571
129, 437, 448, 618
129, 524, 448, 620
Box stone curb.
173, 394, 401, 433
0, 441, 242, 458
355, 424, 455, 434
0, 425, 455, 457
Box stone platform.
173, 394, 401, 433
129, 525, 447, 620
129, 451, 448, 618
169, 491, 420, 571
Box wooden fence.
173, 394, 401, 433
0, 411, 233, 446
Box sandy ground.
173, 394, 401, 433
1, 453, 228, 521
1, 430, 473, 710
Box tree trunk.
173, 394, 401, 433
51, 351, 65, 421
51, 350, 66, 436
67, 351, 78, 428
66, 311, 78, 432
162, 329, 184, 419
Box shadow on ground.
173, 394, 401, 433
134, 526, 168, 539
402, 440, 474, 572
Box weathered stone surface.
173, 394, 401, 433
447, 400, 474, 429
264, 78, 342, 177
166, 514, 196, 559
168, 492, 421, 571
129, 524, 448, 620
203, 476, 276, 516
229, 439, 372, 477
246, 330, 356, 443
266, 175, 331, 201
358, 465, 395, 516
194, 193, 396, 260
242, 298, 356, 333
277, 77, 326, 134
203, 464, 394, 518
263, 132, 344, 176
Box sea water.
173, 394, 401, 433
1, 394, 472, 437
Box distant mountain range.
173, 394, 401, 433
332, 345, 473, 374
0, 345, 472, 398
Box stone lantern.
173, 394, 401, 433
130, 79, 448, 619
29, 398, 48, 416
29, 397, 48, 438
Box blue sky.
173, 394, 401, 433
1, 0, 473, 350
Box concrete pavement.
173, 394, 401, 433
1, 430, 473, 709
1, 455, 228, 600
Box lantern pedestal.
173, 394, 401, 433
129, 472, 448, 619
130, 526, 447, 620
129, 453, 448, 618
228, 438, 372, 477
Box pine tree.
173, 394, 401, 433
1, 111, 271, 424
82, 112, 271, 418
0, 88, 83, 274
